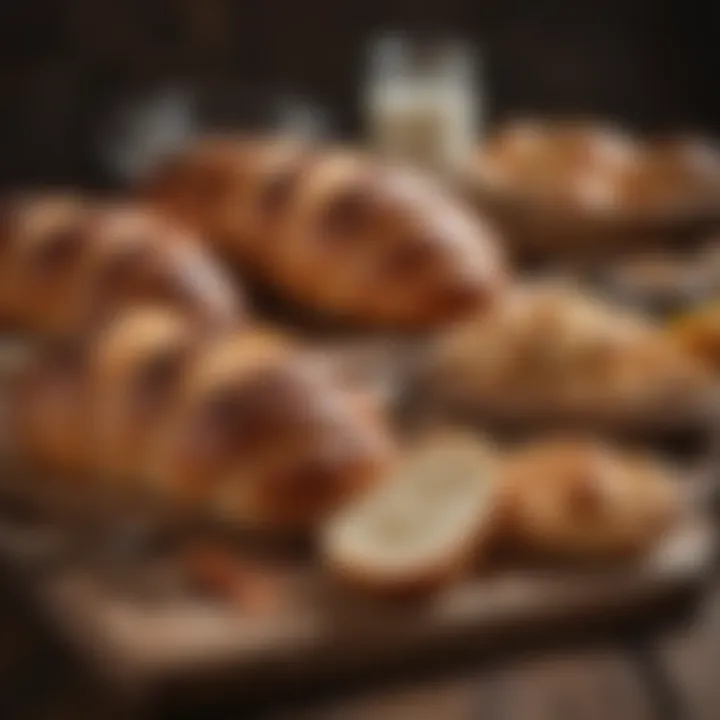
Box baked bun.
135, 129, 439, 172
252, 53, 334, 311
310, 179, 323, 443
146, 137, 505, 328
476, 122, 720, 220
497, 439, 681, 561
79, 205, 242, 332
14, 310, 395, 530
643, 137, 720, 211
146, 136, 311, 261
90, 308, 198, 486
322, 434, 497, 597
0, 195, 244, 337
149, 331, 394, 529
476, 121, 639, 214
427, 281, 711, 422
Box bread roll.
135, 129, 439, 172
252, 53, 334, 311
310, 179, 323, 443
148, 331, 394, 529
146, 137, 505, 328
14, 308, 395, 530
427, 281, 710, 421
90, 308, 198, 486
498, 439, 680, 561
0, 195, 244, 337
0, 193, 90, 334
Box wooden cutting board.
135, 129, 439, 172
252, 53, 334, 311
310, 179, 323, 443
0, 475, 714, 714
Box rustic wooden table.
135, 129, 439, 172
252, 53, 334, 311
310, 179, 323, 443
264, 585, 720, 720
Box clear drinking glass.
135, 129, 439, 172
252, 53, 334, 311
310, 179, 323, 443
364, 34, 481, 177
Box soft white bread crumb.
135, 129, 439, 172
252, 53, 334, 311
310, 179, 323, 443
321, 435, 497, 596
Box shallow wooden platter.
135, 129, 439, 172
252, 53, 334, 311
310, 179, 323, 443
0, 429, 715, 715
0, 499, 712, 714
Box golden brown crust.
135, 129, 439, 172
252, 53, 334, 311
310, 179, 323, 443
149, 331, 394, 529
79, 204, 243, 333
145, 135, 313, 262
475, 121, 639, 213
475, 122, 720, 218
497, 438, 681, 562
428, 282, 711, 422
89, 308, 198, 486
0, 195, 244, 338
15, 308, 394, 530
146, 137, 505, 328
14, 342, 94, 479
0, 193, 92, 335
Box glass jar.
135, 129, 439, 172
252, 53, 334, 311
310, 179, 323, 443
364, 34, 481, 178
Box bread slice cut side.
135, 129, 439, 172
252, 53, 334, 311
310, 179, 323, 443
322, 437, 497, 596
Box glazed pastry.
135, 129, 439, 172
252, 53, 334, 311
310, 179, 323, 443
427, 282, 710, 421
0, 194, 244, 337
145, 136, 505, 328
322, 434, 497, 596
498, 439, 680, 561
149, 330, 394, 529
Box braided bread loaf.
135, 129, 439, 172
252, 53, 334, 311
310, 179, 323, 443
0, 194, 244, 338
144, 137, 505, 328
14, 307, 394, 529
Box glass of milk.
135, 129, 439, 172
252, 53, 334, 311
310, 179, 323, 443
365, 34, 481, 178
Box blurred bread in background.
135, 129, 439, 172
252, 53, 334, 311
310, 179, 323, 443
425, 281, 712, 423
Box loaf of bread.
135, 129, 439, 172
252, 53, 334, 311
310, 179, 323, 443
0, 194, 244, 337
13, 307, 394, 530
475, 122, 720, 217
149, 328, 394, 528
475, 121, 640, 213
144, 136, 505, 328
322, 434, 497, 596
426, 281, 711, 422
497, 438, 681, 561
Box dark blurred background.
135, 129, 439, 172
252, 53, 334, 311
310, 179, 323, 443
1, 0, 719, 188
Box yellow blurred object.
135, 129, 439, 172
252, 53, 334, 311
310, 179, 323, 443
671, 303, 720, 372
